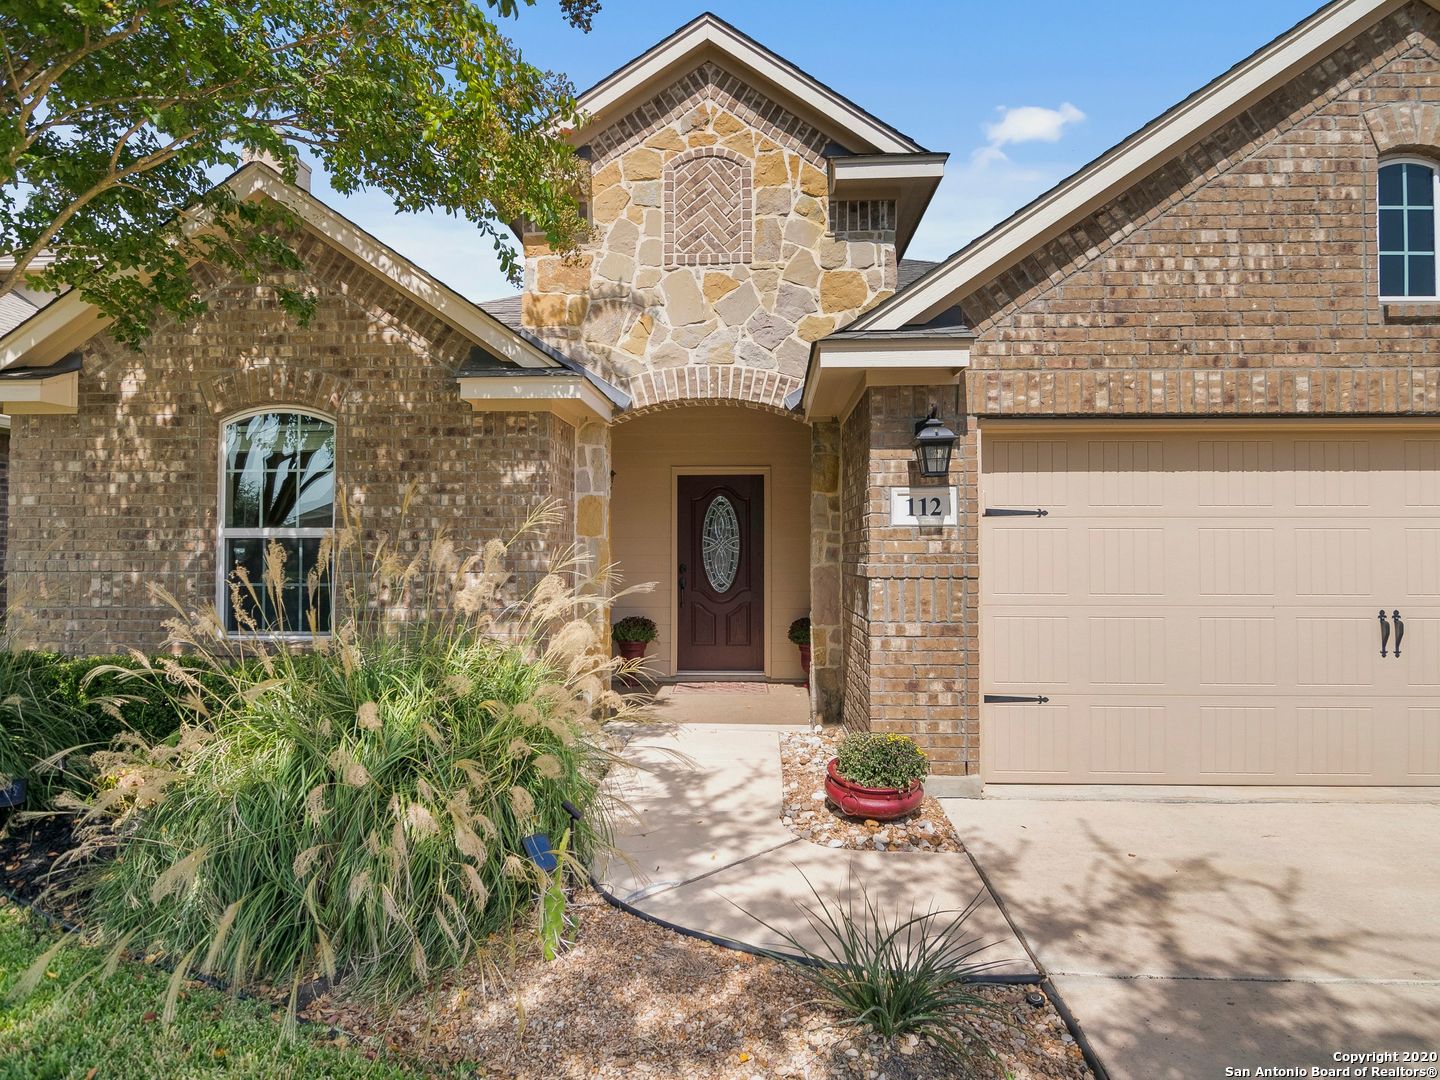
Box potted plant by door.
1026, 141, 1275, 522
788, 617, 812, 686
612, 616, 658, 663
825, 731, 928, 821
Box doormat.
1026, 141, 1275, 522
670, 682, 769, 695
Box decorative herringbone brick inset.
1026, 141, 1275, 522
664, 147, 752, 267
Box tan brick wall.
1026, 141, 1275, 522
839, 386, 976, 776
840, 7, 1440, 780
8, 233, 575, 653
966, 4, 1440, 416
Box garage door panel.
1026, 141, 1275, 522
982, 428, 1436, 786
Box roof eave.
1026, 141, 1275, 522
850, 0, 1423, 331
828, 153, 948, 258
800, 333, 973, 422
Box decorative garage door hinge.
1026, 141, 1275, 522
983, 507, 1049, 517
983, 694, 1051, 704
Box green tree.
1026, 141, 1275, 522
0, 0, 597, 345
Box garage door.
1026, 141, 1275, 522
980, 428, 1440, 785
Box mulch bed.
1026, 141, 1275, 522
316, 889, 1091, 1080
779, 730, 966, 854
0, 811, 91, 926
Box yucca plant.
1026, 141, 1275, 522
68, 497, 645, 1009
749, 877, 1010, 1064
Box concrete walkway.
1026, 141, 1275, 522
942, 790, 1440, 1079
594, 719, 1035, 976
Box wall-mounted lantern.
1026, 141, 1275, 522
913, 406, 957, 478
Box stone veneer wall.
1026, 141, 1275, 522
0, 430, 8, 615
838, 385, 977, 786
8, 235, 576, 653
808, 420, 842, 721
521, 61, 898, 409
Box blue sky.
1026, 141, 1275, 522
312, 0, 1323, 302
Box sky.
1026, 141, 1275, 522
310, 0, 1325, 303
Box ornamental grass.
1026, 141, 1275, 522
66, 498, 643, 1009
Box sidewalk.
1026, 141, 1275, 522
592, 720, 1035, 976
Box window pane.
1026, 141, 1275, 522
1410, 254, 1436, 298
223, 538, 332, 633
1381, 253, 1406, 296
1406, 163, 1435, 207
1380, 163, 1405, 206
1379, 208, 1405, 251
224, 412, 335, 530
1409, 208, 1436, 254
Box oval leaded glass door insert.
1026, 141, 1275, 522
701, 495, 741, 593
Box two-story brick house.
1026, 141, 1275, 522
3, 0, 1439, 793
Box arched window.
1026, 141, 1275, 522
1379, 158, 1439, 299
219, 410, 335, 634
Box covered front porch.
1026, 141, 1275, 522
605, 403, 817, 690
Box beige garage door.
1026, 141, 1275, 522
980, 428, 1440, 785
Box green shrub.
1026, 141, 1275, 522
835, 731, 929, 790
787, 617, 811, 646
611, 615, 657, 643
0, 647, 88, 801
749, 878, 1004, 1065
76, 510, 636, 1006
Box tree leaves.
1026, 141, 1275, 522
0, 0, 594, 345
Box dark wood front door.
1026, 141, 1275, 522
677, 474, 764, 672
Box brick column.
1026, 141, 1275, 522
838, 383, 980, 796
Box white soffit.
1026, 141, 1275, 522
574, 14, 925, 155
457, 374, 615, 426
852, 0, 1417, 331
802, 337, 971, 421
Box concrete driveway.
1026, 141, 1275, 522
941, 789, 1440, 1079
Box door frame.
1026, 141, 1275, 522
670, 466, 773, 677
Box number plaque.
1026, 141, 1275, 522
889, 487, 957, 526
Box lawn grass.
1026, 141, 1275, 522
0, 900, 458, 1080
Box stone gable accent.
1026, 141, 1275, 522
526, 69, 896, 412
664, 147, 753, 266
585, 61, 831, 170
9, 232, 576, 653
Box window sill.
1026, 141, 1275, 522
1381, 299, 1440, 321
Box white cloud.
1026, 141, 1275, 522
975, 102, 1085, 164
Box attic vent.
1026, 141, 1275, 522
664, 148, 752, 267
830, 199, 895, 237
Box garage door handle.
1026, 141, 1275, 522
1379, 609, 1391, 657
1393, 609, 1404, 658
984, 694, 1050, 704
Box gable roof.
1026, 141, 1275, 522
0, 163, 573, 374
851, 0, 1435, 331
575, 12, 927, 155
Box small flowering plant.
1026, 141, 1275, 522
835, 732, 929, 791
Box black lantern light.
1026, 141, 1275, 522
913, 406, 957, 478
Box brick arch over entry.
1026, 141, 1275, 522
621, 364, 801, 419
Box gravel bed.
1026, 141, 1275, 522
779, 730, 966, 853
319, 889, 1090, 1080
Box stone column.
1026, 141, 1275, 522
573, 420, 613, 642
809, 420, 842, 723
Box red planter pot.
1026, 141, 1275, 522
797, 643, 811, 687
616, 640, 649, 662
824, 758, 924, 821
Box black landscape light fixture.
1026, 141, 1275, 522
913, 406, 957, 478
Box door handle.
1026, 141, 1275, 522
678, 563, 686, 609
1393, 609, 1404, 659
1379, 609, 1391, 657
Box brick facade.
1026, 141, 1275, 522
8, 233, 575, 653
834, 2, 1440, 783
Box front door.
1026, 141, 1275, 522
677, 474, 764, 672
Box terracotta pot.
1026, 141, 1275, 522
616, 640, 649, 662
824, 758, 923, 821
797, 643, 811, 687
